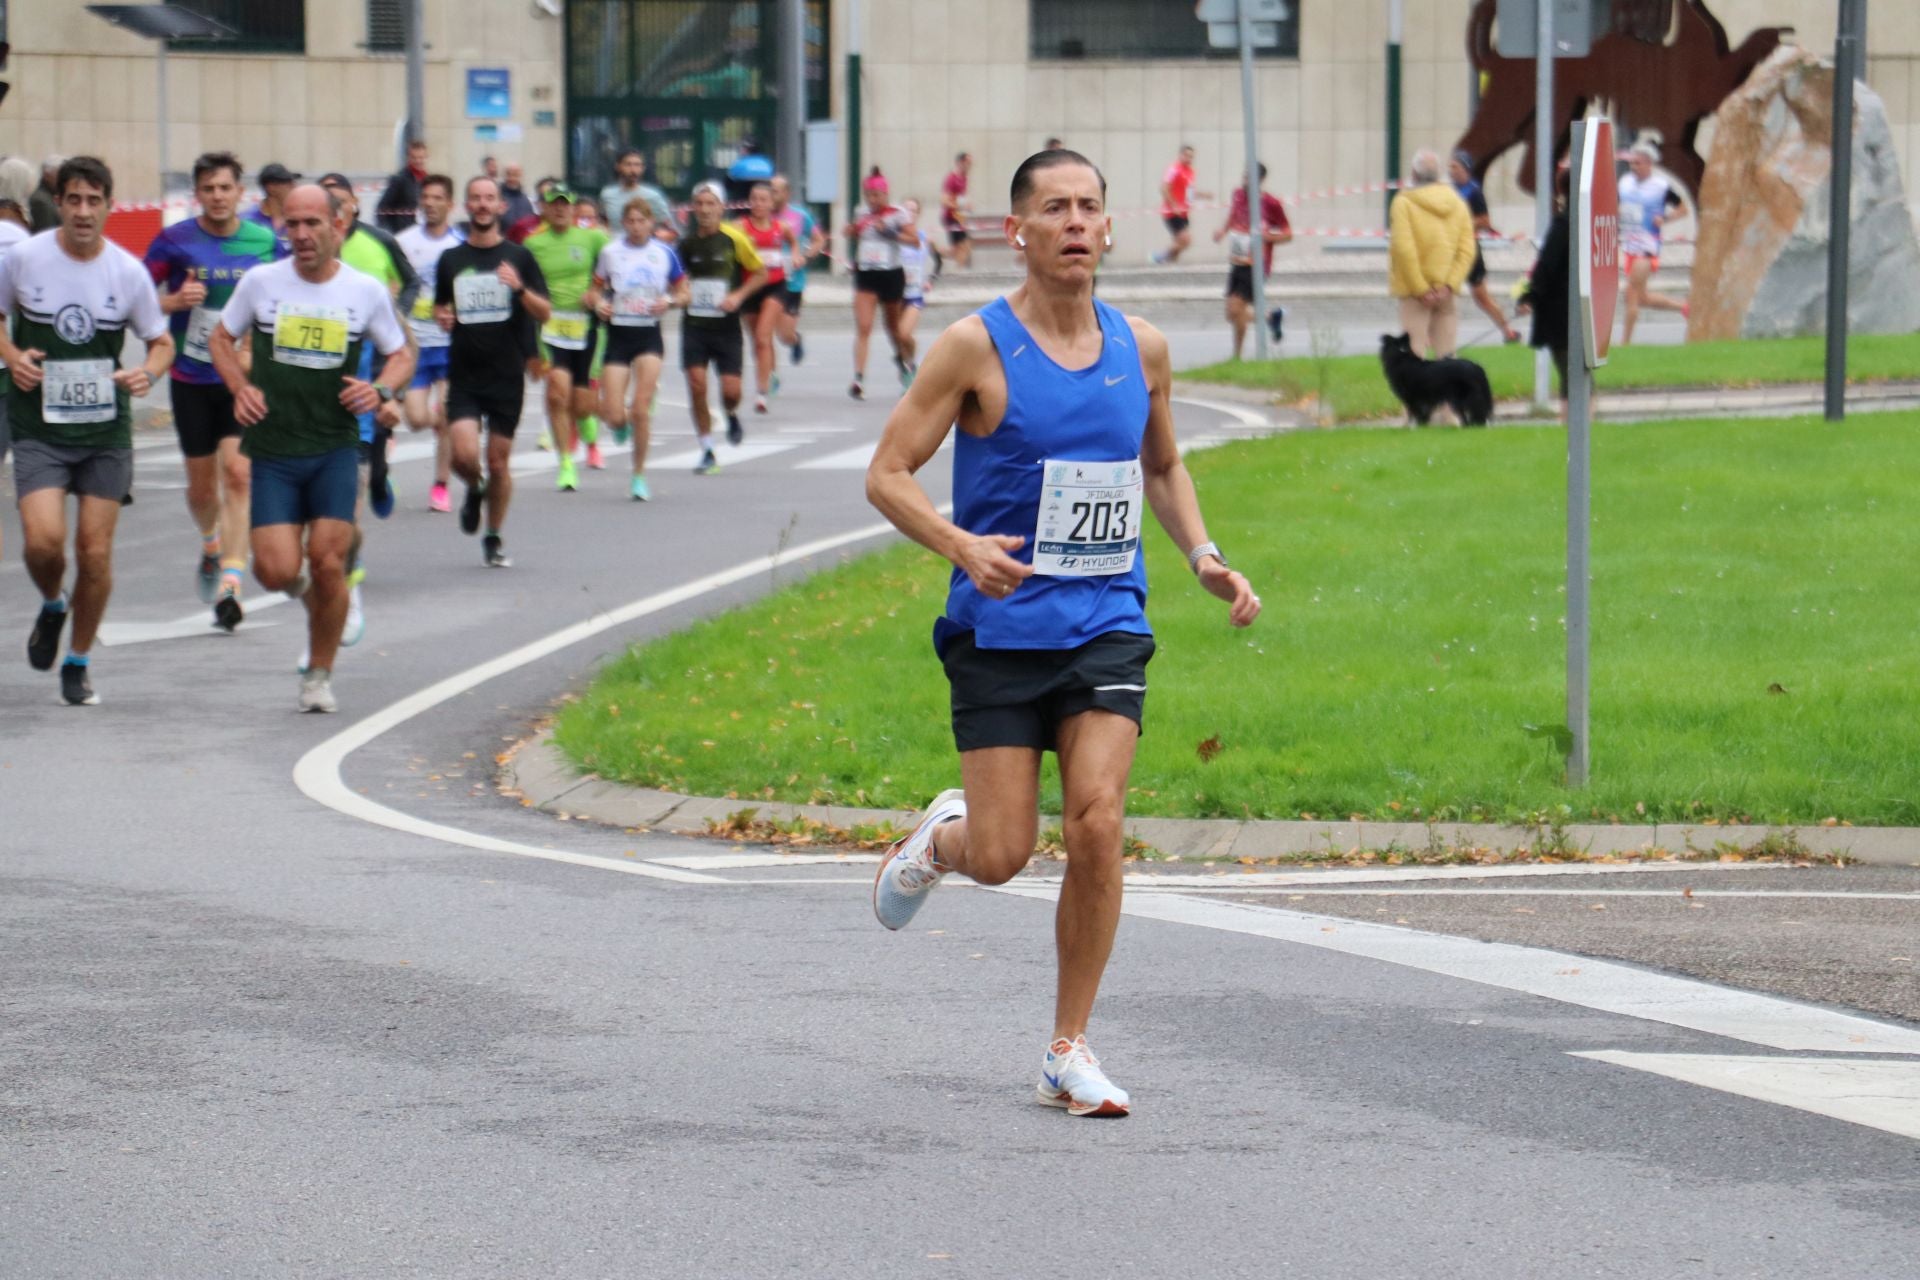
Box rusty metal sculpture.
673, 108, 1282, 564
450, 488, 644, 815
1455, 0, 1790, 193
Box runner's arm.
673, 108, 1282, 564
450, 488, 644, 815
210, 278, 265, 423
507, 251, 552, 324
1131, 318, 1260, 628
0, 270, 45, 390
374, 225, 423, 315
866, 318, 1032, 594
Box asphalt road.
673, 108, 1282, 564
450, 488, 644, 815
2, 320, 1915, 1278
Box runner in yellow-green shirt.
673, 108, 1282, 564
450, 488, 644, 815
522, 186, 609, 491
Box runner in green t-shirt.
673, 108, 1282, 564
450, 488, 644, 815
0, 155, 174, 708
523, 186, 609, 491
208, 184, 412, 715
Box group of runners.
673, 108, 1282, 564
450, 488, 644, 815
5, 145, 1265, 1122
0, 148, 855, 712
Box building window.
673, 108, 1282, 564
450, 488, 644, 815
366, 0, 406, 54
1029, 0, 1298, 61
164, 0, 306, 54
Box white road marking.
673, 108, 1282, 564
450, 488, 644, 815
292, 516, 939, 884
987, 889, 1920, 1055
1573, 1052, 1920, 1143
798, 437, 951, 471
1170, 394, 1272, 430
1169, 886, 1920, 901
647, 439, 811, 472
99, 592, 296, 647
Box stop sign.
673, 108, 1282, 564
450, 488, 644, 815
1576, 117, 1619, 368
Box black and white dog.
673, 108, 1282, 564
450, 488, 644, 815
1378, 334, 1494, 427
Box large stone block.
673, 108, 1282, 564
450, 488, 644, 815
1691, 47, 1920, 340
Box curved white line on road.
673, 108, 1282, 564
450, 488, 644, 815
293, 518, 913, 885
1170, 394, 1274, 430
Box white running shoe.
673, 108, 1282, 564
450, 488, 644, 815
1037, 1036, 1131, 1117
341, 584, 365, 647
298, 669, 337, 714
871, 787, 966, 931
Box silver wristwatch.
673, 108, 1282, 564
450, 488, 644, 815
1187, 541, 1226, 573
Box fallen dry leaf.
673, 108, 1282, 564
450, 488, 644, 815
1196, 734, 1224, 763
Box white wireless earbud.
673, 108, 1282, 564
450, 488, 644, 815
1103, 234, 1112, 247
1015, 234, 1027, 247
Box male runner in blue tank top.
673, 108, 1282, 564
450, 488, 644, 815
866, 149, 1261, 1117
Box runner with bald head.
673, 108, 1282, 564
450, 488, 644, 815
208, 183, 413, 713
865, 149, 1261, 1117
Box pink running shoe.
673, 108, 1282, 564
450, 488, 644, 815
429, 481, 451, 513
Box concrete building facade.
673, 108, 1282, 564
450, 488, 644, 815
0, 1, 1911, 249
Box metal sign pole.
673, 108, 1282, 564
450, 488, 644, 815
1824, 0, 1863, 422
1533, 0, 1555, 409
1238, 0, 1268, 360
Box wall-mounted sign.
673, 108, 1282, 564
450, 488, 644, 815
466, 68, 511, 120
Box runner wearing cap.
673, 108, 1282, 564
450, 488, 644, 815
845, 168, 914, 401
1618, 135, 1689, 344
246, 163, 299, 257
144, 150, 281, 632
523, 183, 610, 491
864, 147, 1261, 1117
676, 181, 765, 474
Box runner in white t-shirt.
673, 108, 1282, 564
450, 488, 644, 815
1617, 136, 1689, 344
395, 175, 464, 511
0, 157, 173, 708
588, 198, 687, 502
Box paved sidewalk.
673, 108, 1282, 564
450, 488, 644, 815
504, 732, 1920, 867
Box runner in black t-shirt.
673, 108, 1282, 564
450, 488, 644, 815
434, 176, 549, 567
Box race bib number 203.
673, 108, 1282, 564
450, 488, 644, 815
1032, 458, 1144, 577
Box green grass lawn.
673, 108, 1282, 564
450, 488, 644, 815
1180, 333, 1920, 422
554, 411, 1920, 826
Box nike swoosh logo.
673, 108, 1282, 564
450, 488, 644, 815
1043, 1072, 1061, 1089
1010, 344, 1027, 358
1105, 375, 1127, 387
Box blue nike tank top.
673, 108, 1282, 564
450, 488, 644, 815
937, 296, 1152, 653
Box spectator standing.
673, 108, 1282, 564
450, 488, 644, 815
599, 148, 675, 240
29, 155, 63, 231
940, 153, 972, 268
377, 138, 430, 233
1518, 165, 1573, 403
1387, 149, 1476, 358
1213, 165, 1291, 360
499, 162, 537, 230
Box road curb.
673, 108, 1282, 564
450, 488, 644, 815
503, 732, 1920, 867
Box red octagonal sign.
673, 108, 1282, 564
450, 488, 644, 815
1577, 117, 1619, 368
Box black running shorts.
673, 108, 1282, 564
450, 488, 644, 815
940, 629, 1155, 754
681, 322, 744, 377
542, 316, 600, 383
1468, 245, 1489, 288
1226, 264, 1255, 303
781, 288, 804, 316
604, 324, 666, 365
854, 267, 906, 304
170, 379, 240, 459
446, 381, 525, 438
1163, 214, 1190, 236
